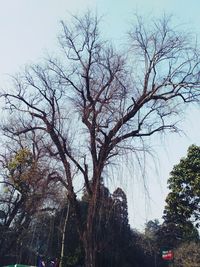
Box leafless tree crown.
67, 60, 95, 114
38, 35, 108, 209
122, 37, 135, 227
1, 11, 200, 206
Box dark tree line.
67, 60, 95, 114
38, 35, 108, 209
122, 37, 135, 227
1, 145, 200, 267
0, 180, 157, 267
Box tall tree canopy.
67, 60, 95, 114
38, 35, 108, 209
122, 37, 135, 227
1, 12, 200, 266
163, 145, 200, 245
164, 145, 200, 225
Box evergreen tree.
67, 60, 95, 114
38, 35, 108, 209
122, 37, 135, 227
163, 145, 200, 246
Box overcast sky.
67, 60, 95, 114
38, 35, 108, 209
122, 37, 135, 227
0, 0, 200, 230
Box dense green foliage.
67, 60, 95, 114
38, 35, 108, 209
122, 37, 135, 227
139, 146, 200, 266
163, 145, 200, 245
165, 145, 200, 224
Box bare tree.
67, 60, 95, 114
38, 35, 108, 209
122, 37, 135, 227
1, 12, 200, 266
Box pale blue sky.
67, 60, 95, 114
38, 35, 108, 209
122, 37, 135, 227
0, 0, 200, 230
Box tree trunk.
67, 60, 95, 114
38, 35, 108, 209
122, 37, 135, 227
83, 179, 100, 267
59, 202, 70, 267
83, 223, 96, 267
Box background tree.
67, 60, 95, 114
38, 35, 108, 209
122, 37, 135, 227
0, 132, 62, 263
163, 145, 200, 246
2, 12, 200, 266
143, 219, 170, 267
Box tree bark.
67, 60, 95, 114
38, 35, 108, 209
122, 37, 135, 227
83, 177, 101, 267
59, 202, 70, 267
83, 215, 97, 267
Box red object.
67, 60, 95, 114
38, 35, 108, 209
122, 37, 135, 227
162, 250, 173, 260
